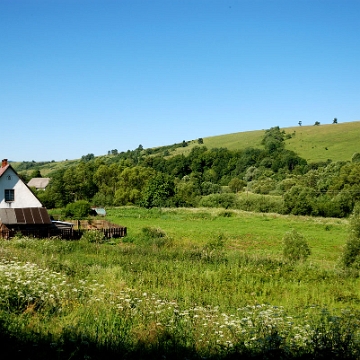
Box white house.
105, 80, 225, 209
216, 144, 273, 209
0, 159, 56, 238
0, 159, 43, 208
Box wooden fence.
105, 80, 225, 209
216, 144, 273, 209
0, 226, 126, 240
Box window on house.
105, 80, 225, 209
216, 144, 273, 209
5, 189, 14, 202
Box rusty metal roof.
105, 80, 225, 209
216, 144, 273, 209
0, 208, 51, 225
0, 164, 10, 178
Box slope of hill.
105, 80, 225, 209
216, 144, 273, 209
12, 121, 360, 176
172, 121, 360, 163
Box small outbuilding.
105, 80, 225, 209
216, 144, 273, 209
27, 177, 50, 190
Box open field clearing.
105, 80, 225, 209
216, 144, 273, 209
1, 207, 360, 359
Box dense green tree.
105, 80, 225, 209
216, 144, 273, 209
284, 186, 317, 215
201, 181, 222, 196
30, 169, 42, 178
45, 168, 69, 207
81, 153, 95, 162
114, 166, 155, 205
261, 126, 285, 153
140, 173, 175, 208
228, 178, 246, 193
174, 178, 201, 207
63, 162, 97, 201
64, 200, 91, 219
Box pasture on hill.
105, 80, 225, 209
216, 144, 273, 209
11, 121, 360, 175
172, 120, 360, 163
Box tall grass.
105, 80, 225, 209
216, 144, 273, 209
0, 207, 359, 358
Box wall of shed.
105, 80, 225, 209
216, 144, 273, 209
0, 167, 43, 208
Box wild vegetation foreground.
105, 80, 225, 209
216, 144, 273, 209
1, 207, 360, 359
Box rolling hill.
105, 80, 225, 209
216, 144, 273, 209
12, 120, 360, 175
173, 120, 360, 163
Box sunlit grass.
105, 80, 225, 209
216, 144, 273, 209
1, 207, 360, 358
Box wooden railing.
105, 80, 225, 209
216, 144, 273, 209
0, 226, 126, 240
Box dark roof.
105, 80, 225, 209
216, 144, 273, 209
0, 208, 51, 225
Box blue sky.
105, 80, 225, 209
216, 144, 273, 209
1, 0, 359, 161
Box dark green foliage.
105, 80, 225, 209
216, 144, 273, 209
81, 230, 106, 244
199, 193, 237, 209
284, 186, 316, 215
64, 200, 91, 219
342, 203, 360, 268
228, 177, 246, 193
251, 178, 277, 195
17, 125, 360, 218
174, 179, 201, 207
30, 169, 42, 178
141, 226, 167, 239
352, 152, 360, 163
140, 226, 172, 248
201, 181, 221, 195
261, 126, 285, 153
36, 188, 56, 209
81, 153, 95, 162
282, 229, 311, 263
140, 173, 175, 208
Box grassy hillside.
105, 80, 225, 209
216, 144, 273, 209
284, 121, 360, 162
173, 120, 360, 163
12, 121, 360, 176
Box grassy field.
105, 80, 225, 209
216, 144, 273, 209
1, 207, 360, 359
172, 120, 360, 163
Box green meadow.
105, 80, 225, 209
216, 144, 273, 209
172, 120, 360, 163
1, 207, 360, 359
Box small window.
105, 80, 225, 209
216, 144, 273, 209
5, 189, 14, 202
7, 175, 11, 180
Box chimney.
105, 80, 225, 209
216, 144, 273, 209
2, 159, 8, 168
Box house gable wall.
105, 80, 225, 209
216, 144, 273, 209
0, 167, 43, 208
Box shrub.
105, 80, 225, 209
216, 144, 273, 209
64, 200, 91, 219
342, 203, 360, 268
81, 230, 106, 244
140, 226, 172, 248
198, 193, 237, 209
282, 229, 311, 263
201, 233, 227, 264
352, 152, 360, 163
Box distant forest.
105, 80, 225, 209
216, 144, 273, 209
22, 127, 360, 218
